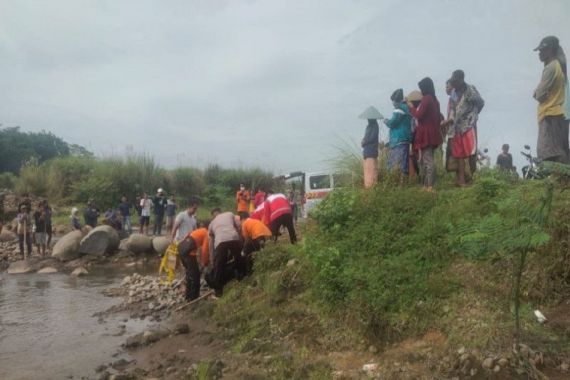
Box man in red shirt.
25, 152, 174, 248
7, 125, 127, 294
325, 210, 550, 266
255, 191, 297, 244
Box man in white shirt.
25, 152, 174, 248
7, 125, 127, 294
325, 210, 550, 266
171, 200, 198, 242
139, 193, 153, 235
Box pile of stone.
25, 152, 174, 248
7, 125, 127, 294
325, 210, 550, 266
120, 273, 185, 312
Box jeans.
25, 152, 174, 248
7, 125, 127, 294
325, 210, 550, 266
153, 214, 164, 235
122, 216, 132, 234
388, 144, 410, 174
270, 213, 297, 244
420, 147, 436, 187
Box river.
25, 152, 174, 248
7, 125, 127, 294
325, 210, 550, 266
0, 263, 155, 380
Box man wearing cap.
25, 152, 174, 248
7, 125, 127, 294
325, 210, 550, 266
533, 36, 568, 163
152, 188, 168, 235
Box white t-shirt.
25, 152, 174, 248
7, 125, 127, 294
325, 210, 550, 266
140, 198, 153, 217
174, 211, 197, 241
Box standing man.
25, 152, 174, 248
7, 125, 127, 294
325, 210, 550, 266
118, 196, 132, 234
449, 70, 485, 186
42, 200, 53, 247
534, 36, 568, 163
441, 80, 458, 173
207, 208, 244, 297
33, 203, 47, 257
152, 188, 168, 235
84, 199, 100, 228
171, 200, 198, 243
139, 193, 152, 235
165, 195, 177, 235
236, 183, 251, 220
17, 205, 32, 259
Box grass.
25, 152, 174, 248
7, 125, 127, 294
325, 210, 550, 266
209, 170, 570, 378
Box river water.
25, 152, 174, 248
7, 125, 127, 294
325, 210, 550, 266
0, 264, 155, 380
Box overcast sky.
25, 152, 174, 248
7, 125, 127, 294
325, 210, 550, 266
0, 0, 568, 174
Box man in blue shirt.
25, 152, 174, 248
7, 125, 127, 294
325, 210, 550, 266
152, 188, 168, 235
118, 196, 132, 234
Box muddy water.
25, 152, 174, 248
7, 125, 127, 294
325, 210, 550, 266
0, 263, 155, 380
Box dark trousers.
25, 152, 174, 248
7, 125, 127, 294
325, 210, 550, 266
179, 238, 200, 301
47, 224, 53, 246
18, 234, 32, 257
207, 240, 243, 297
153, 214, 164, 235
243, 237, 266, 275
270, 213, 297, 244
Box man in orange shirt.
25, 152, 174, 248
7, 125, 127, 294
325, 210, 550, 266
236, 183, 251, 220
241, 217, 272, 274
179, 221, 210, 301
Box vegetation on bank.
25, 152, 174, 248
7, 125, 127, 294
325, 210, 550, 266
212, 171, 570, 378
2, 153, 273, 211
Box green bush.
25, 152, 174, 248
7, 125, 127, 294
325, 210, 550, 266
0, 172, 17, 189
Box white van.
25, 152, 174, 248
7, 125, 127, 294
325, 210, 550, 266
303, 172, 335, 217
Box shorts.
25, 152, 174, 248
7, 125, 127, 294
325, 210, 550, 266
140, 216, 150, 226
35, 232, 47, 245
452, 128, 477, 159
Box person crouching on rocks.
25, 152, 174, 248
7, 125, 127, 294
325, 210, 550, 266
71, 207, 82, 231
178, 221, 210, 301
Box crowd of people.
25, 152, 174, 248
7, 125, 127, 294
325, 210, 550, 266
10, 183, 299, 301
361, 35, 569, 189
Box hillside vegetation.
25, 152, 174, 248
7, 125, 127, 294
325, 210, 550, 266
211, 171, 570, 379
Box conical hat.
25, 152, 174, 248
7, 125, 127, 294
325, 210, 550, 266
358, 106, 384, 120
405, 90, 422, 102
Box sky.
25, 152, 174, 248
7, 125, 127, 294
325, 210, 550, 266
0, 0, 568, 174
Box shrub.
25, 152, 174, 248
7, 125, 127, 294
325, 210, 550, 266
0, 172, 17, 189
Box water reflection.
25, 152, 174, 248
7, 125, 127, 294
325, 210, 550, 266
0, 261, 157, 380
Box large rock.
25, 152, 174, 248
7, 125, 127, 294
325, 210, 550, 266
79, 225, 120, 255
151, 236, 170, 255
52, 230, 84, 261
7, 260, 32, 274
127, 234, 153, 254
71, 266, 88, 277
0, 230, 17, 242
38, 267, 58, 274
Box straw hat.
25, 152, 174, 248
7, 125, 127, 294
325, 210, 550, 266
358, 106, 384, 120
405, 90, 422, 102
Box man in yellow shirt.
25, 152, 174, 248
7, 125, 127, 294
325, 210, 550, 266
533, 36, 568, 163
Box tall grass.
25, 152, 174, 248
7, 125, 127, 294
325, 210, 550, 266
12, 154, 274, 210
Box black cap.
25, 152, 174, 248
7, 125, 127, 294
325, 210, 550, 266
390, 88, 404, 103
534, 36, 559, 51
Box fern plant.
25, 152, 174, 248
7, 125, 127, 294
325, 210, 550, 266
450, 180, 553, 346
